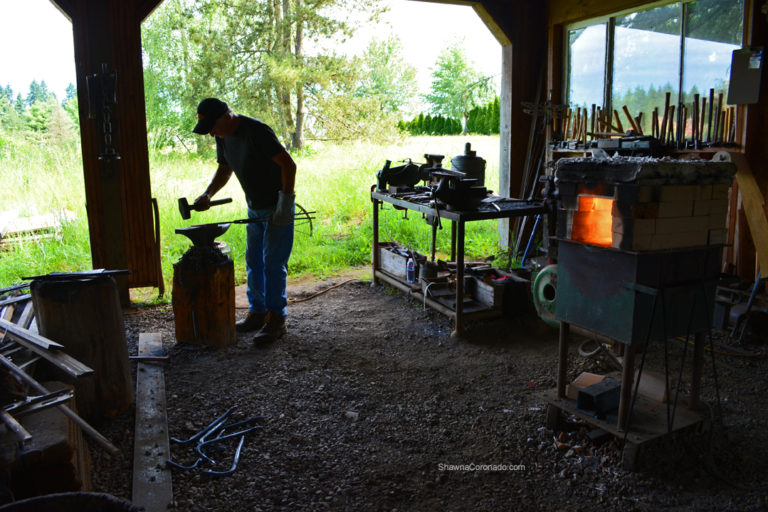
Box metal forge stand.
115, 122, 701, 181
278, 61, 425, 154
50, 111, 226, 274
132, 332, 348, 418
371, 189, 547, 336
542, 241, 720, 470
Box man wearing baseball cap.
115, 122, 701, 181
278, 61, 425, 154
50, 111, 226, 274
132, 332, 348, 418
192, 97, 297, 344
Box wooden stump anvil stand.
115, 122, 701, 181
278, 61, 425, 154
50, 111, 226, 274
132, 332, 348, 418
172, 242, 235, 348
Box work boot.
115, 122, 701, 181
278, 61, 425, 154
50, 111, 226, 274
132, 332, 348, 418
236, 311, 266, 333
252, 312, 287, 345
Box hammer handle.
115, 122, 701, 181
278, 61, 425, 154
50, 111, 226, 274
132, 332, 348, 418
205, 198, 233, 209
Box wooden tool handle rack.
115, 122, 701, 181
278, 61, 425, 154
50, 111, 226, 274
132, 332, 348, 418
371, 189, 547, 336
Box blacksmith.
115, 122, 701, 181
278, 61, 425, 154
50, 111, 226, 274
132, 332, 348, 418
192, 98, 297, 343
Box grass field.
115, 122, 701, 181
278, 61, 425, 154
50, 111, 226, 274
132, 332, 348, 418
0, 134, 506, 295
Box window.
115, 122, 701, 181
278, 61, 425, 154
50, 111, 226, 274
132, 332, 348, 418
566, 0, 743, 141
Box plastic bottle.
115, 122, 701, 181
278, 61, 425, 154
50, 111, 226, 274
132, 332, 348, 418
406, 257, 416, 283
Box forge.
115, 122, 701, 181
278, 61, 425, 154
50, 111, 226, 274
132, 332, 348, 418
544, 155, 737, 469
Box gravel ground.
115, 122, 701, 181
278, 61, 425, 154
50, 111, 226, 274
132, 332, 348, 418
88, 275, 768, 511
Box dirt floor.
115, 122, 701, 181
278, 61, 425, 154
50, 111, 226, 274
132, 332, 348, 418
89, 269, 768, 511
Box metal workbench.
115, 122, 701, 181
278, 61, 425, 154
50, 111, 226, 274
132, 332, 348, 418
371, 187, 547, 336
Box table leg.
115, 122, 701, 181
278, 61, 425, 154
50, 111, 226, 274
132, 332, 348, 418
618, 342, 635, 431
450, 221, 457, 262
431, 220, 437, 262
372, 197, 379, 285
452, 220, 465, 337
557, 321, 570, 398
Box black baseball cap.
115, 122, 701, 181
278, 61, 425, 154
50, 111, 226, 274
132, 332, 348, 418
193, 98, 229, 134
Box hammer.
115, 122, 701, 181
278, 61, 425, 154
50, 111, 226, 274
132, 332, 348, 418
178, 197, 233, 220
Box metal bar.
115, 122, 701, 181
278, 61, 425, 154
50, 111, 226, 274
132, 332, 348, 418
0, 354, 118, 454
5, 388, 74, 415
689, 331, 705, 410
0, 410, 32, 444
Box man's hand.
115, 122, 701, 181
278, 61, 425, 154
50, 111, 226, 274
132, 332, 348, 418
272, 191, 295, 226
193, 193, 212, 211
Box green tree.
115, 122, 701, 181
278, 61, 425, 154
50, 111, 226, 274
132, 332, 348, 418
62, 84, 79, 135
357, 36, 417, 114
26, 80, 51, 107
142, 0, 386, 151
26, 99, 53, 132
14, 93, 25, 117
423, 40, 494, 134
47, 101, 76, 145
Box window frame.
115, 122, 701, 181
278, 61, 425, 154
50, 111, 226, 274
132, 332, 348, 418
564, 0, 739, 117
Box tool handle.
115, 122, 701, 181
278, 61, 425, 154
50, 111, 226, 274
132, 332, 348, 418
207, 198, 233, 207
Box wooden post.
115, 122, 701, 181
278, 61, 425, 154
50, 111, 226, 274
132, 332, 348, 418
172, 248, 235, 349
31, 276, 133, 423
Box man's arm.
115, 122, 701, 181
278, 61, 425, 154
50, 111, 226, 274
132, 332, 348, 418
273, 150, 296, 194
194, 163, 233, 210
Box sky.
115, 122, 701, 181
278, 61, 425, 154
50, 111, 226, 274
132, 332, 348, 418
0, 0, 502, 102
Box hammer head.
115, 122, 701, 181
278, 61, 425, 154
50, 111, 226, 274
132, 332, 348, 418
178, 197, 191, 220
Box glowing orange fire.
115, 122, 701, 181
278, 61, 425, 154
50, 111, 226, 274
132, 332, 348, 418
571, 195, 613, 247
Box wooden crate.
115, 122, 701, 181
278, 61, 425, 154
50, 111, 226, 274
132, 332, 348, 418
469, 275, 505, 310
378, 242, 409, 278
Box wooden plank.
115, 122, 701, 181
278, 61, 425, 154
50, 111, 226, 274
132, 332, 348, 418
731, 153, 768, 273
0, 318, 64, 350
132, 332, 173, 512
17, 301, 35, 330
1, 306, 13, 322
5, 332, 93, 379
0, 294, 31, 308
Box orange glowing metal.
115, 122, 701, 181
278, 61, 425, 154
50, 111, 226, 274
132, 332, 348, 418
571, 195, 613, 247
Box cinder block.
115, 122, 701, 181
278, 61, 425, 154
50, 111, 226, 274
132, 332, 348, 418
712, 184, 731, 200
577, 378, 621, 418
659, 185, 699, 202
708, 228, 728, 245
654, 216, 709, 234
566, 372, 606, 400
556, 208, 574, 239
612, 217, 656, 236
696, 185, 713, 200
650, 230, 708, 250
612, 202, 659, 219
613, 232, 653, 251
614, 184, 655, 204
709, 211, 729, 229
658, 200, 694, 218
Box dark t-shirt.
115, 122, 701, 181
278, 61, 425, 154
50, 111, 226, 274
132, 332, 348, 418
216, 116, 285, 209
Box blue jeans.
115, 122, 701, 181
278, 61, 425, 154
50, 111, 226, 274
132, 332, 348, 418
245, 204, 294, 317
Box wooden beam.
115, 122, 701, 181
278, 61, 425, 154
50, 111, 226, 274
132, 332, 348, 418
731, 153, 768, 274
548, 0, 659, 25
137, 0, 164, 22
741, 0, 768, 278
133, 333, 173, 512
